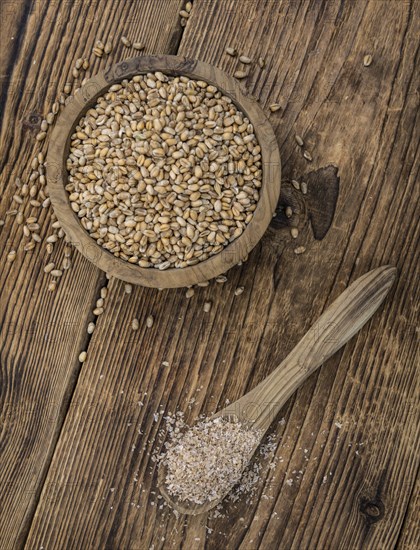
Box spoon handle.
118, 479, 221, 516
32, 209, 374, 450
220, 265, 397, 432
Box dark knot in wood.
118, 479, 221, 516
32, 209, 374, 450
305, 165, 339, 240
24, 113, 42, 129
360, 497, 385, 524
270, 165, 339, 242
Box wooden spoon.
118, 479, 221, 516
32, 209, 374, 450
158, 265, 397, 515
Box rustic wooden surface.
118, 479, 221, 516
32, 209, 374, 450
0, 1, 418, 549
0, 0, 185, 547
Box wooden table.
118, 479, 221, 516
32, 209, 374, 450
0, 1, 418, 548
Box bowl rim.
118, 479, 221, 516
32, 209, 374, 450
47, 55, 281, 288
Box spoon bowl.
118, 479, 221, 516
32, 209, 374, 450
158, 464, 223, 515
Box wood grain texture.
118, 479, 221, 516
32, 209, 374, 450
397, 473, 420, 549
3, 0, 419, 549
0, 0, 31, 109
0, 1, 185, 549
47, 55, 280, 287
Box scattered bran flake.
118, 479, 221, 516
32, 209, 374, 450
158, 416, 261, 505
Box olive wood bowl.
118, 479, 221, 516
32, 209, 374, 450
47, 55, 281, 288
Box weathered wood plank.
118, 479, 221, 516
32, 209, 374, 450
24, 0, 419, 548
397, 474, 420, 549
0, 0, 32, 107
0, 1, 185, 548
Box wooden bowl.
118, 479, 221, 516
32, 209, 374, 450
47, 55, 281, 288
